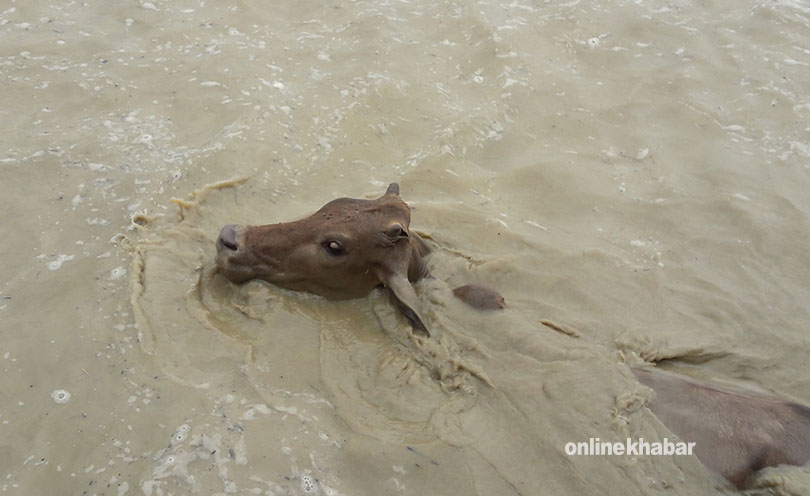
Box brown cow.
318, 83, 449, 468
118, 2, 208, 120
214, 182, 810, 489
215, 182, 503, 336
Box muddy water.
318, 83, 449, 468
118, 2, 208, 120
3, 0, 810, 494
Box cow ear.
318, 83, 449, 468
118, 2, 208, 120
376, 263, 429, 337
407, 237, 430, 282
385, 182, 400, 196
384, 273, 429, 336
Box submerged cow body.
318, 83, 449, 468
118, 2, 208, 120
632, 366, 810, 489
214, 183, 810, 489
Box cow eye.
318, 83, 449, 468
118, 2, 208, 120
323, 240, 345, 256
385, 224, 408, 239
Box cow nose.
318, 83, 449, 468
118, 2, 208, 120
218, 224, 239, 251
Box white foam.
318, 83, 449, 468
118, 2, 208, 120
51, 389, 71, 404
110, 267, 126, 280
48, 254, 74, 271
525, 220, 548, 230
300, 474, 315, 493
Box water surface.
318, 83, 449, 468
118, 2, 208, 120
2, 0, 810, 494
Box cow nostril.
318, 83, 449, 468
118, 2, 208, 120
218, 224, 239, 251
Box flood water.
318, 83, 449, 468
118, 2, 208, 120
3, 0, 810, 494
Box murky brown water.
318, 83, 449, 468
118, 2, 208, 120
3, 0, 810, 494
